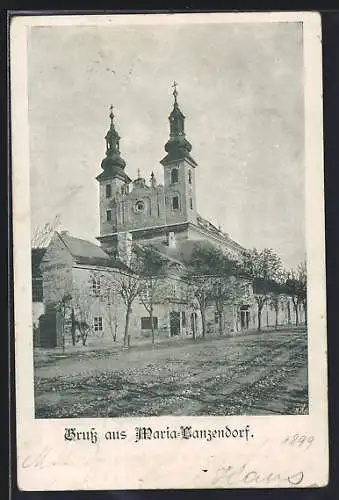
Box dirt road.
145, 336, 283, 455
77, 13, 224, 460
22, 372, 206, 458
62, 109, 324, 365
34, 328, 308, 418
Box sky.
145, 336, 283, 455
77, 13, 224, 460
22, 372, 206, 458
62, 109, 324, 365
27, 20, 305, 269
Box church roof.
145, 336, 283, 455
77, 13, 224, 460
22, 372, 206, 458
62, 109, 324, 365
196, 215, 245, 253
144, 239, 215, 269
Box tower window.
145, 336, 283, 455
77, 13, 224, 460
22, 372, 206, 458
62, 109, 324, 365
106, 209, 112, 221
190, 198, 193, 210
172, 196, 179, 210
188, 170, 192, 184
106, 184, 112, 198
171, 168, 178, 184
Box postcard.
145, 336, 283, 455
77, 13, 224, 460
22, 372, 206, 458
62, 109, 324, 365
10, 11, 327, 490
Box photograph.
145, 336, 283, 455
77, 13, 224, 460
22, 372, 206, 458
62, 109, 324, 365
29, 19, 307, 419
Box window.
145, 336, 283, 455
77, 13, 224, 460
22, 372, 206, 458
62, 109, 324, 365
141, 317, 158, 329
190, 198, 193, 210
106, 209, 112, 221
94, 316, 103, 331
135, 200, 145, 213
181, 311, 186, 327
188, 170, 192, 184
106, 184, 112, 198
171, 168, 178, 184
172, 196, 179, 210
91, 276, 101, 296
169, 283, 176, 297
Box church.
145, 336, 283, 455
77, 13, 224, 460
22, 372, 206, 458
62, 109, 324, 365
32, 84, 303, 348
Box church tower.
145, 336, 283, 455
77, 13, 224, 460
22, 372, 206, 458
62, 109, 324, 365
161, 82, 198, 226
96, 106, 131, 241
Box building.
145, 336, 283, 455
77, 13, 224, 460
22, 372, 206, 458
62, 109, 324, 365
33, 85, 305, 348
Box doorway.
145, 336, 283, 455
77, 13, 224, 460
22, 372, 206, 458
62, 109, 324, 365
170, 311, 181, 336
240, 307, 250, 330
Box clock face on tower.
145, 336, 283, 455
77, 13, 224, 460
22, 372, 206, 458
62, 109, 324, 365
135, 200, 145, 213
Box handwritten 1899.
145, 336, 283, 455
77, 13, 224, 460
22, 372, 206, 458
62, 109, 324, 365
281, 434, 314, 450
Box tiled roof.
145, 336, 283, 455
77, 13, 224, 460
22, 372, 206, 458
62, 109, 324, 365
57, 232, 127, 269
142, 239, 214, 268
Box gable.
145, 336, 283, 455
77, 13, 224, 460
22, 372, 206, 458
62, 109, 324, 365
40, 232, 74, 272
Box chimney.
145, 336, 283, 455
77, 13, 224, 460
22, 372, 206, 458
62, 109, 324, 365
60, 230, 70, 236
167, 231, 176, 249
117, 232, 132, 266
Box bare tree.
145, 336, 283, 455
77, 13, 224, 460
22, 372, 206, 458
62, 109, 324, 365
185, 273, 210, 338
97, 272, 120, 343
187, 244, 243, 336
55, 293, 72, 352
72, 286, 95, 346
285, 260, 307, 326
108, 253, 144, 349
242, 248, 283, 331
31, 214, 61, 248
135, 246, 167, 345
269, 293, 280, 329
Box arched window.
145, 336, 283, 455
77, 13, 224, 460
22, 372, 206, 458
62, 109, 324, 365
172, 196, 179, 210
188, 170, 192, 184
171, 168, 178, 184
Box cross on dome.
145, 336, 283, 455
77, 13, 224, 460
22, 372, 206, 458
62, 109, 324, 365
172, 81, 178, 103
109, 104, 114, 123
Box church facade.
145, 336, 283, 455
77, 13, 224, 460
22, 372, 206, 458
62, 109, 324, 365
33, 86, 305, 348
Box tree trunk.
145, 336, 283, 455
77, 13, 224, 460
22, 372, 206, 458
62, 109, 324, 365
218, 310, 223, 336
294, 304, 299, 326
62, 326, 65, 353
124, 304, 131, 348
192, 313, 196, 341
257, 307, 262, 331
275, 307, 278, 329
150, 308, 155, 345
200, 307, 206, 338
71, 308, 76, 346
304, 301, 307, 326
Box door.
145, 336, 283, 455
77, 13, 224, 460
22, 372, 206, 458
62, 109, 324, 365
240, 311, 246, 330
245, 311, 250, 329
170, 311, 180, 336
240, 308, 250, 330
39, 312, 57, 348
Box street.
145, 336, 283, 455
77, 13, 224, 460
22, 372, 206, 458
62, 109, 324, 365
34, 327, 308, 418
